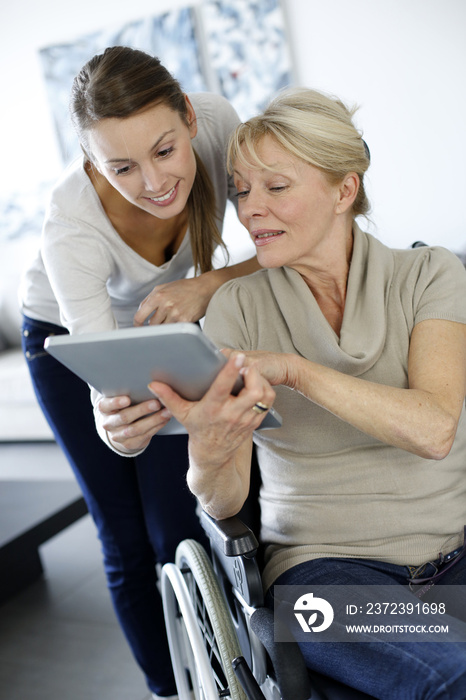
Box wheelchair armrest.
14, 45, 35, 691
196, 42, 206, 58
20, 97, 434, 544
200, 510, 259, 558
200, 510, 263, 608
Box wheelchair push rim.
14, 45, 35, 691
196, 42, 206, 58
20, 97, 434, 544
162, 538, 247, 700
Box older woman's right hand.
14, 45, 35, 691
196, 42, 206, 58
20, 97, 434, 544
97, 394, 172, 452
148, 353, 276, 462
135, 353, 275, 517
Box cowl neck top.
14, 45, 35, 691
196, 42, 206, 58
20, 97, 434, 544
204, 224, 466, 590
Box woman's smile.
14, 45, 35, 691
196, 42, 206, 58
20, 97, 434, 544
144, 182, 179, 207
251, 229, 285, 246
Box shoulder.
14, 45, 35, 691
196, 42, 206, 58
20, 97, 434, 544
392, 243, 466, 284
189, 92, 239, 123
358, 227, 466, 285
190, 92, 240, 150
204, 271, 266, 350
46, 158, 104, 227
205, 267, 304, 350
213, 268, 273, 303
207, 268, 292, 324
206, 269, 268, 322
49, 157, 94, 208
50, 157, 90, 199
388, 243, 466, 325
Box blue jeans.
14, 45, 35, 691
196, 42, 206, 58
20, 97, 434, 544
22, 316, 206, 696
269, 555, 466, 699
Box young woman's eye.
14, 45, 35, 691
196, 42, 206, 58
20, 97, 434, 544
114, 165, 132, 176
157, 146, 174, 159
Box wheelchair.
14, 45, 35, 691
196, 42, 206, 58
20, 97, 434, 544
161, 507, 376, 700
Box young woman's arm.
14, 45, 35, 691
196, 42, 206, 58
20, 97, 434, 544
133, 256, 260, 326
42, 219, 117, 335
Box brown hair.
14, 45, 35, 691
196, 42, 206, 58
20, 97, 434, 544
70, 46, 225, 273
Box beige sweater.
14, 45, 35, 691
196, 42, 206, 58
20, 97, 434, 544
203, 225, 466, 591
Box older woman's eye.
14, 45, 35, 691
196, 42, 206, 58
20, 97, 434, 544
270, 185, 286, 192
235, 190, 249, 198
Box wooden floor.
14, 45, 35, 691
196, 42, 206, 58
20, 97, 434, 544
0, 442, 151, 700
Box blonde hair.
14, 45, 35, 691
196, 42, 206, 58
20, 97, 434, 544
228, 87, 370, 218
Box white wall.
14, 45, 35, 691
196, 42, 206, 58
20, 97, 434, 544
1, 0, 465, 252
287, 0, 466, 250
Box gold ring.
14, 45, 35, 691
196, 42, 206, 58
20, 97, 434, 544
252, 402, 270, 415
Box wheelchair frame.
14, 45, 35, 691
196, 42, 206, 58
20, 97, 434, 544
162, 509, 344, 700
162, 508, 378, 700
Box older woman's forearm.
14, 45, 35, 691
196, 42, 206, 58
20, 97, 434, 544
186, 439, 252, 519
287, 355, 461, 460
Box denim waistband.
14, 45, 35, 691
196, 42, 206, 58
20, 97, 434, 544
407, 525, 466, 597
22, 315, 68, 336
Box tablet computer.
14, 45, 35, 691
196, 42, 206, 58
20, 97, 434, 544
44, 323, 282, 435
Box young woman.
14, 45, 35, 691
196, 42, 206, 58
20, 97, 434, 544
20, 46, 258, 699
147, 88, 466, 698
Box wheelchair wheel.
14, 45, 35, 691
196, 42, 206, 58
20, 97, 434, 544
163, 538, 247, 700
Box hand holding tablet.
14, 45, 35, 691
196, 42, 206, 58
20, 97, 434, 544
44, 323, 282, 435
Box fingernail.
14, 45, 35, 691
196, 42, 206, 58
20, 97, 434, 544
148, 401, 160, 411
234, 353, 245, 368
160, 409, 172, 419
147, 384, 159, 398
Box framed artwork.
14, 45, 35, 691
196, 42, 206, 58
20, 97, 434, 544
198, 0, 294, 120
39, 0, 294, 165
39, 7, 207, 164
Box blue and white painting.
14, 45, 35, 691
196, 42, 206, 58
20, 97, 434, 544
39, 7, 207, 165
199, 0, 294, 120
40, 0, 293, 165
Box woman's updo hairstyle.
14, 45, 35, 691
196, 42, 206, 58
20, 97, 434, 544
228, 87, 371, 218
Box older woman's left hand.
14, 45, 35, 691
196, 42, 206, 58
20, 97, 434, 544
220, 348, 297, 389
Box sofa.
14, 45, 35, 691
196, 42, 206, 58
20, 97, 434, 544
0, 232, 54, 442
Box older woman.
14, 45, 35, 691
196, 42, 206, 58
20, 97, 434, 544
148, 88, 466, 698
